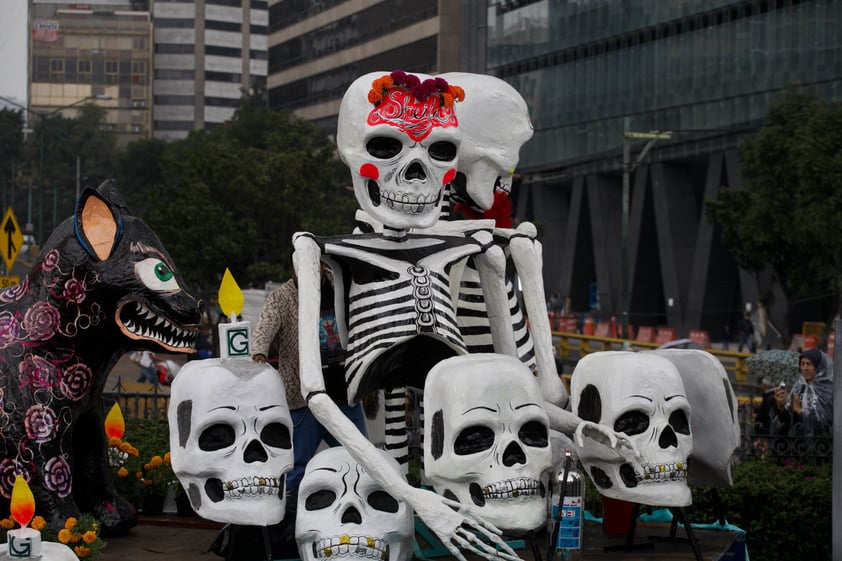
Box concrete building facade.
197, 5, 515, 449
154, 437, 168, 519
29, 0, 153, 143
152, 0, 268, 140
265, 0, 485, 136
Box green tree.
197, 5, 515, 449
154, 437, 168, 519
134, 104, 355, 294
706, 92, 842, 332
0, 108, 25, 212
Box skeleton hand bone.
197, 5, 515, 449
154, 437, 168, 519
574, 421, 640, 459
406, 487, 522, 561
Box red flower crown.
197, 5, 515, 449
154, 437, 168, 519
368, 71, 465, 108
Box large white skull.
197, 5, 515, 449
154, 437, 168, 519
295, 447, 414, 561
168, 358, 293, 525
440, 72, 533, 212
423, 354, 552, 534
336, 71, 463, 230
570, 352, 693, 507
653, 349, 739, 487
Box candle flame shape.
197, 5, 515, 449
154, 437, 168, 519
11, 476, 34, 528
218, 268, 244, 320
104, 402, 125, 439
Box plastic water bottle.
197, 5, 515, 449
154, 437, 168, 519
548, 449, 584, 561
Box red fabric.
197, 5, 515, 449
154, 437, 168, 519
454, 191, 513, 228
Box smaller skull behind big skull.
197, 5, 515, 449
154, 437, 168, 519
439, 72, 533, 212
336, 71, 464, 231
168, 359, 293, 525
570, 352, 693, 507
423, 354, 552, 534
295, 447, 414, 561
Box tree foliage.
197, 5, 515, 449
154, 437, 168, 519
705, 92, 842, 317
122, 104, 356, 293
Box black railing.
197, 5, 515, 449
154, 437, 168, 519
103, 378, 170, 421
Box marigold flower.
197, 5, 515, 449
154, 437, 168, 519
0, 519, 14, 530
368, 90, 382, 104
441, 93, 454, 108
117, 467, 128, 478
143, 479, 153, 486
164, 452, 171, 464
64, 517, 77, 530
135, 471, 142, 479
31, 516, 46, 531
74, 545, 90, 557
450, 85, 465, 102
70, 532, 81, 543
143, 463, 151, 471
82, 530, 97, 544
57, 529, 71, 544
150, 455, 163, 468
108, 436, 121, 447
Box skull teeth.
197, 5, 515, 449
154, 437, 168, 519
482, 477, 542, 500
636, 462, 688, 483
222, 475, 284, 498
312, 535, 390, 560
120, 301, 196, 350
378, 189, 439, 215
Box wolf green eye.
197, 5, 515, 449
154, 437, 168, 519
135, 258, 180, 292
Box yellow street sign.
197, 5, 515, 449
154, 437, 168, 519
0, 208, 23, 272
0, 276, 20, 289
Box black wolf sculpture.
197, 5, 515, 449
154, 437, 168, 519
0, 181, 200, 534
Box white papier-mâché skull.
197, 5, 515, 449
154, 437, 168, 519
168, 358, 293, 525
570, 351, 692, 507
653, 349, 739, 487
440, 72, 533, 212
336, 71, 464, 231
295, 447, 414, 561
423, 354, 552, 534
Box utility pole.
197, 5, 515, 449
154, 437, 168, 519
621, 130, 672, 339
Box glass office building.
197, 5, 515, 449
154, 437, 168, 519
487, 0, 842, 339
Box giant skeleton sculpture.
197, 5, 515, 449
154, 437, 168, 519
355, 73, 573, 466
293, 71, 634, 559
0, 182, 201, 534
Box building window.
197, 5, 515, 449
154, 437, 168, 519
132, 60, 147, 85
105, 60, 119, 84
133, 37, 147, 50
205, 20, 242, 32
50, 59, 64, 81
78, 59, 91, 77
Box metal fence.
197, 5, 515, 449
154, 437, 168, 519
103, 379, 170, 421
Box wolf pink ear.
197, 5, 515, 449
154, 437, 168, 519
74, 188, 123, 261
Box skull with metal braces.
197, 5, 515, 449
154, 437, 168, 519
295, 447, 414, 561
168, 358, 294, 525
570, 351, 693, 507
423, 354, 553, 534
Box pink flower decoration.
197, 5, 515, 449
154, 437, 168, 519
44, 456, 72, 498
0, 460, 26, 499
24, 404, 57, 443
41, 249, 60, 271
0, 277, 29, 303
62, 277, 86, 304
19, 355, 59, 390
60, 363, 92, 401
23, 301, 60, 341
0, 312, 20, 349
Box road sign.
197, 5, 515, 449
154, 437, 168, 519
0, 276, 19, 288
0, 208, 23, 272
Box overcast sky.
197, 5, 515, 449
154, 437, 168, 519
0, 0, 29, 104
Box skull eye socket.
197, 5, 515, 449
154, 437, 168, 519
428, 141, 457, 162
669, 410, 690, 435
260, 422, 292, 449
366, 136, 403, 159
454, 425, 495, 455
199, 423, 236, 451
304, 490, 336, 511
366, 490, 399, 513
518, 421, 549, 448
614, 410, 650, 436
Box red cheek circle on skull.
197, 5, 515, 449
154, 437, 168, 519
442, 168, 456, 186
360, 163, 379, 180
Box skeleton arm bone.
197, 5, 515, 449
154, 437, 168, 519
292, 234, 520, 561
505, 223, 568, 408
471, 231, 518, 357
543, 401, 639, 457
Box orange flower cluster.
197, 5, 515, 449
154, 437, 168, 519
367, 71, 465, 108
54, 514, 104, 560
108, 436, 139, 457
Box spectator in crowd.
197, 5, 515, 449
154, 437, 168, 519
753, 377, 796, 456
791, 348, 833, 437
721, 324, 732, 350
737, 312, 755, 353
135, 350, 159, 385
